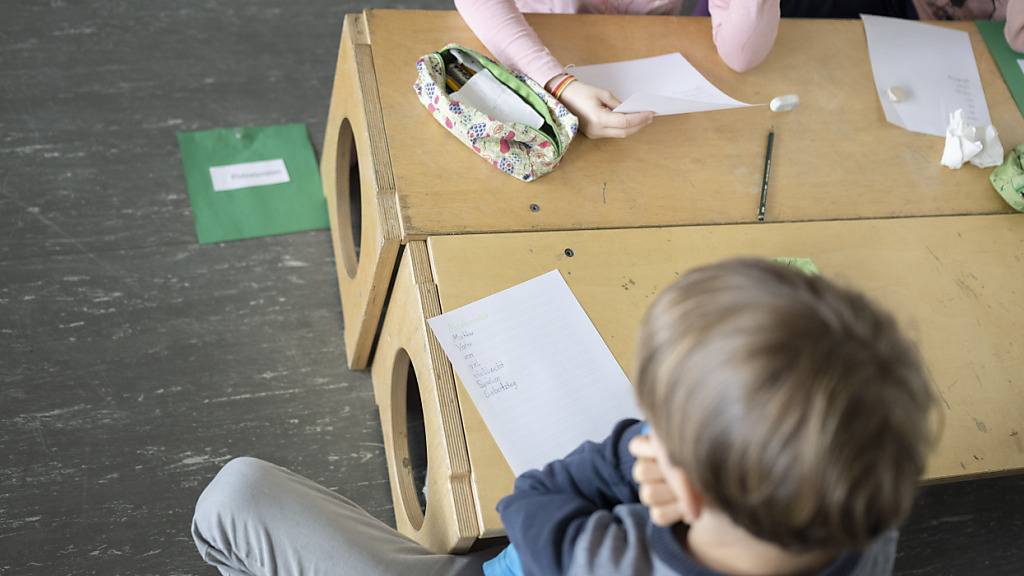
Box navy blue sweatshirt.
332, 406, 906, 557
493, 419, 898, 576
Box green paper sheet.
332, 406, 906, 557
977, 21, 1024, 118
773, 257, 820, 276
177, 124, 328, 244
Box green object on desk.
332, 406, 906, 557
976, 21, 1024, 117
989, 144, 1024, 212
773, 257, 820, 276
177, 124, 327, 244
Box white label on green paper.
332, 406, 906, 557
210, 159, 289, 192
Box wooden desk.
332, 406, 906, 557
323, 10, 1024, 368
371, 214, 1024, 552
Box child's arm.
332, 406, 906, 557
495, 418, 645, 575
454, 0, 655, 139
453, 0, 566, 87
709, 0, 780, 72
1007, 0, 1024, 53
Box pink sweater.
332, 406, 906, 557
454, 0, 779, 84
455, 0, 1024, 86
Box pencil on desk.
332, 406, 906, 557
758, 129, 774, 223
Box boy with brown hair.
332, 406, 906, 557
192, 258, 936, 576
490, 258, 937, 575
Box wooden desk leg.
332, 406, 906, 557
371, 242, 480, 553
322, 12, 401, 370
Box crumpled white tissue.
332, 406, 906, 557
941, 109, 1004, 169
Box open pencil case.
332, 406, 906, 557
413, 44, 579, 182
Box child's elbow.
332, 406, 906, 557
713, 27, 776, 73
719, 50, 766, 73
453, 0, 475, 15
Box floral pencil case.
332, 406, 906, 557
413, 44, 579, 182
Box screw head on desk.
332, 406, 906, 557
529, 203, 540, 212
564, 248, 574, 257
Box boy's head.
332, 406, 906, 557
634, 258, 937, 551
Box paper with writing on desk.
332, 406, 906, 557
570, 53, 750, 116
861, 15, 991, 137
427, 270, 642, 476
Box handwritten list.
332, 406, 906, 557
428, 270, 642, 476
862, 15, 992, 136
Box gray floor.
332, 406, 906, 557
0, 2, 1021, 575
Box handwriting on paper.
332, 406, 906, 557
450, 327, 517, 399
862, 15, 991, 136
428, 270, 642, 476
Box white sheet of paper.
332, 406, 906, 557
209, 159, 290, 192
427, 270, 642, 476
569, 53, 750, 116
862, 15, 991, 137
451, 69, 545, 129
1017, 58, 1024, 76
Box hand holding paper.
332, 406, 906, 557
557, 80, 654, 139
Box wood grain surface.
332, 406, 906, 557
369, 10, 1023, 237
426, 214, 1024, 536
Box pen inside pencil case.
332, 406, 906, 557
445, 62, 475, 92
441, 48, 485, 94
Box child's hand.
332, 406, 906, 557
558, 80, 654, 139
629, 434, 686, 527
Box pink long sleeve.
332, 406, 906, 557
454, 0, 567, 86
708, 0, 780, 72
1007, 0, 1024, 52
455, 0, 777, 79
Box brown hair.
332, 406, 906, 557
635, 258, 937, 551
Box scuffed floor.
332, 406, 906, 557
0, 1, 1021, 574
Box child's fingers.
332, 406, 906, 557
639, 482, 676, 507
602, 111, 654, 130
628, 435, 658, 459
593, 116, 650, 139
649, 504, 684, 527
596, 89, 622, 110
595, 127, 630, 139
632, 458, 664, 484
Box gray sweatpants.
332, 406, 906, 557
192, 457, 497, 576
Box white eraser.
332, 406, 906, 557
769, 94, 800, 112
887, 86, 909, 102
